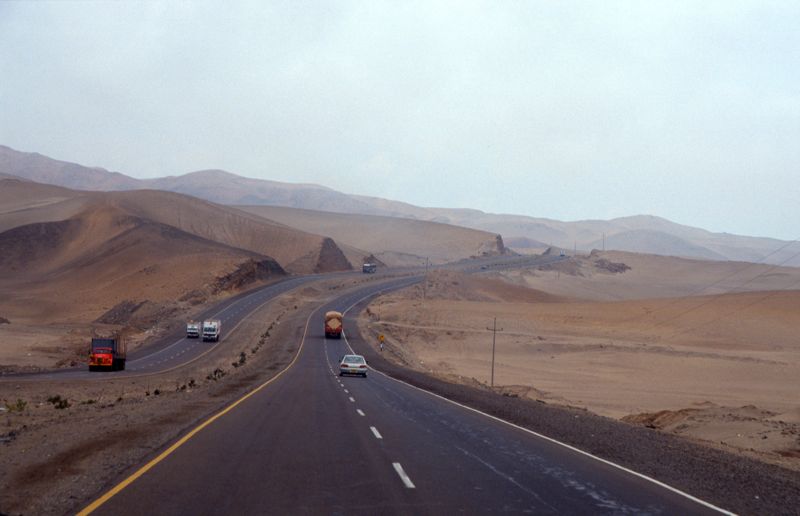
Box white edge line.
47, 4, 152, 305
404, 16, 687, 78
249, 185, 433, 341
392, 462, 415, 489
340, 285, 735, 516
370, 426, 383, 439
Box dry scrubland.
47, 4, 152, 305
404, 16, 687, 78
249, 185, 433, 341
360, 251, 800, 470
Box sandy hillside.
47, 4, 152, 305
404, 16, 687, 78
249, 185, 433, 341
0, 179, 356, 370
237, 205, 507, 266
0, 206, 283, 371
359, 259, 800, 469
6, 143, 799, 267
0, 179, 355, 274
500, 249, 800, 301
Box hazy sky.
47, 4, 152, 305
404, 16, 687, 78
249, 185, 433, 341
1, 1, 798, 239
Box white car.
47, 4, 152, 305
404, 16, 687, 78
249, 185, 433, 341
339, 354, 368, 377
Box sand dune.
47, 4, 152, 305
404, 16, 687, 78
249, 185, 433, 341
237, 205, 506, 266
499, 250, 800, 301
0, 178, 357, 369
0, 179, 354, 274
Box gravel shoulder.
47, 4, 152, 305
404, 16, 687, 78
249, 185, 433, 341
350, 298, 800, 516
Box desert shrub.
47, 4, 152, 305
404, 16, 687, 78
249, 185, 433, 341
47, 395, 71, 409
5, 399, 27, 412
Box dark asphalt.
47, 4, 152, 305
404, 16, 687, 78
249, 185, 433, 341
86, 274, 727, 516
1, 253, 561, 383
0, 274, 335, 382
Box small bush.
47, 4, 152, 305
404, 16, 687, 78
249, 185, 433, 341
6, 399, 27, 412
47, 395, 71, 410
206, 368, 226, 381
232, 352, 247, 368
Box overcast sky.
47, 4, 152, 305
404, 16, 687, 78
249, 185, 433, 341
1, 1, 798, 239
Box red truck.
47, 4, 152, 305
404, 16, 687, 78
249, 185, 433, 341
88, 337, 127, 371
324, 311, 343, 339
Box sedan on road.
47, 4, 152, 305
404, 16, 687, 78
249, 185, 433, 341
339, 354, 368, 377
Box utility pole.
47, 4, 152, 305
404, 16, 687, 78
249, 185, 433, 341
486, 317, 503, 388
602, 233, 606, 251
423, 257, 429, 300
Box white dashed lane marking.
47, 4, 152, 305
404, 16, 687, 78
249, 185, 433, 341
348, 397, 355, 403
357, 409, 365, 417
393, 463, 415, 489
370, 426, 382, 439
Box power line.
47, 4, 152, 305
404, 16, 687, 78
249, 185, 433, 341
618, 237, 800, 331
641, 242, 800, 333
662, 274, 800, 342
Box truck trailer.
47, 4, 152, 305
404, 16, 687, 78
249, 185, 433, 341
202, 319, 222, 342
324, 311, 343, 339
88, 337, 126, 371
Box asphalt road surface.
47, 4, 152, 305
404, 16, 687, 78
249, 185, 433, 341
82, 274, 729, 515
0, 274, 329, 381
2, 253, 563, 382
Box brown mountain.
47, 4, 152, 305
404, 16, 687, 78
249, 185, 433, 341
237, 205, 506, 266
0, 178, 353, 276
2, 144, 796, 266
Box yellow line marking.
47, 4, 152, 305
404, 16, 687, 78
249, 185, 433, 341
77, 304, 320, 515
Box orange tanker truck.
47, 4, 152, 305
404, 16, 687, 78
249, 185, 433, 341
324, 311, 343, 339
88, 337, 127, 371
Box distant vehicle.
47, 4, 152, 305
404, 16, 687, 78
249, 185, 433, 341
339, 354, 367, 377
202, 319, 222, 342
325, 311, 343, 339
88, 337, 126, 371
186, 321, 200, 338
559, 250, 566, 257
362, 263, 377, 273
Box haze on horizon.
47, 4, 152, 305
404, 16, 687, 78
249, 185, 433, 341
1, 1, 798, 240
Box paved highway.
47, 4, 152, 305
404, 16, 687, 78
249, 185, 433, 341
82, 273, 729, 515
1, 253, 563, 382
0, 274, 335, 381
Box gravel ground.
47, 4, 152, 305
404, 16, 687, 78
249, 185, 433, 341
348, 300, 800, 516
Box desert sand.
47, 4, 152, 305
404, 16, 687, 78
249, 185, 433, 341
359, 251, 800, 469
0, 178, 358, 370
237, 205, 506, 266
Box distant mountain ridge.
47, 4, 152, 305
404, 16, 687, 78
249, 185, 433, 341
1, 144, 797, 266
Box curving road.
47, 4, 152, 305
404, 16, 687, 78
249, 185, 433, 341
0, 274, 336, 381
2, 253, 564, 382
81, 271, 729, 515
